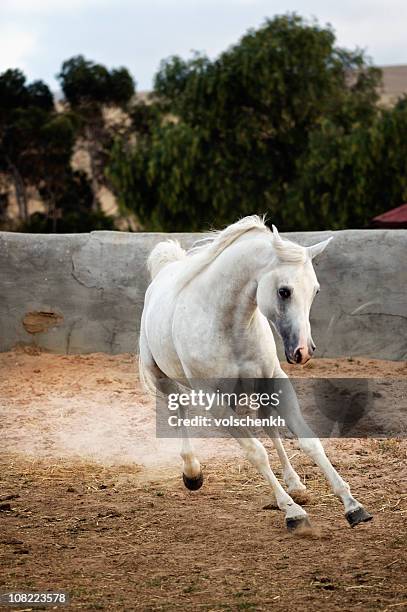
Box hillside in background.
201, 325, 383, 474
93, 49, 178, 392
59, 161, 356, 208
380, 65, 407, 105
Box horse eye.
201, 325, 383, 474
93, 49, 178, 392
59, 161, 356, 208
278, 287, 292, 299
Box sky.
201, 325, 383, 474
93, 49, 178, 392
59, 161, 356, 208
1, 0, 406, 91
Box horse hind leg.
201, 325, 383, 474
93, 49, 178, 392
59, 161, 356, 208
272, 434, 309, 504
234, 435, 311, 532
180, 418, 204, 491
157, 384, 204, 490
139, 339, 203, 491
259, 407, 308, 504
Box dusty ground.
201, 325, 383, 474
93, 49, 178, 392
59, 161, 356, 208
0, 349, 406, 611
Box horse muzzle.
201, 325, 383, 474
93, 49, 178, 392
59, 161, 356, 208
285, 344, 315, 365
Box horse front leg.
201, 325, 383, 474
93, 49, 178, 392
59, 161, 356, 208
274, 366, 373, 527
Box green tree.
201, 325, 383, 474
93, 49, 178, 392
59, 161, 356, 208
22, 170, 115, 233
58, 55, 135, 211
0, 69, 54, 221
286, 97, 407, 230
109, 14, 381, 231
0, 65, 120, 232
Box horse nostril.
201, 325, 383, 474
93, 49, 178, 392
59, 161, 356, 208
294, 348, 302, 364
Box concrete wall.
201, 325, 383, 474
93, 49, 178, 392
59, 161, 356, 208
1, 230, 406, 359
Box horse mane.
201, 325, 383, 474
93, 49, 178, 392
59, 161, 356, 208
162, 215, 267, 291
187, 214, 307, 266
188, 214, 269, 257
166, 215, 307, 293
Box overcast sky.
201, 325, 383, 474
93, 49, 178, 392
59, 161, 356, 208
1, 0, 406, 91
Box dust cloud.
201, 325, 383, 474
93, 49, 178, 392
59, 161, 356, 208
1, 349, 405, 472
0, 349, 235, 471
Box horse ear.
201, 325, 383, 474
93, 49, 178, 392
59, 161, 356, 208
308, 237, 333, 259
272, 225, 283, 243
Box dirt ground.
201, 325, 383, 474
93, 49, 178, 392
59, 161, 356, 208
0, 348, 406, 611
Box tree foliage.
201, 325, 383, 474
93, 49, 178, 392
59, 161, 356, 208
0, 65, 116, 232
286, 98, 407, 229
0, 69, 58, 221
22, 170, 115, 233
58, 56, 134, 109
108, 14, 407, 231
1, 18, 406, 234
58, 56, 135, 212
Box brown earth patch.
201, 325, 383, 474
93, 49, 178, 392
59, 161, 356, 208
22, 311, 64, 335
0, 350, 406, 610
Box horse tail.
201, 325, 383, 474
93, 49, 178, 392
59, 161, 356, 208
138, 353, 157, 396
147, 239, 186, 280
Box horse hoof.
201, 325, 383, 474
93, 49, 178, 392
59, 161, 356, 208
346, 506, 373, 527
182, 471, 204, 491
286, 515, 312, 532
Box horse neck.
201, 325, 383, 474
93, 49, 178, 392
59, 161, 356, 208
196, 235, 274, 322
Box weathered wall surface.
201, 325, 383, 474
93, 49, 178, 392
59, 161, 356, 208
1, 230, 406, 359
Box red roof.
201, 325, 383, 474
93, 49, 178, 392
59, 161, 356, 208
372, 203, 407, 228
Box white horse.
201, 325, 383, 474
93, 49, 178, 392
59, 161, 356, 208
139, 216, 372, 531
